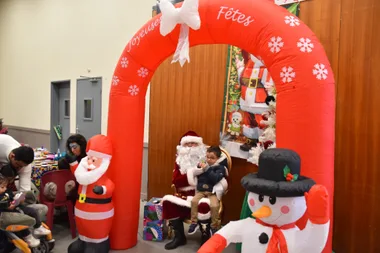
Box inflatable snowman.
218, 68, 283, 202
198, 148, 330, 253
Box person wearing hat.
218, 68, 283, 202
198, 148, 330, 253
0, 118, 8, 135
67, 134, 115, 253
162, 131, 229, 250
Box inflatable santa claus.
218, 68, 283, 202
198, 148, 330, 253
236, 52, 274, 151
67, 134, 114, 253
162, 131, 229, 250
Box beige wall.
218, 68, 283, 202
0, 0, 155, 143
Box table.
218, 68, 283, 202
31, 155, 59, 189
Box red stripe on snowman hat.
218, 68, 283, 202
86, 134, 113, 160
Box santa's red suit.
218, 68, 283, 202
162, 132, 212, 221
68, 134, 114, 253
162, 131, 228, 250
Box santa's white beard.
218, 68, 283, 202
75, 157, 110, 186
176, 144, 206, 175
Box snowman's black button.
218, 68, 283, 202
259, 233, 269, 244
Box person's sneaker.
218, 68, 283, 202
34, 225, 51, 236
24, 234, 40, 247
188, 223, 199, 235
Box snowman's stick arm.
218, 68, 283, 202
197, 219, 246, 253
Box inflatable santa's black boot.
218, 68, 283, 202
68, 238, 86, 253
164, 218, 187, 250
84, 239, 110, 253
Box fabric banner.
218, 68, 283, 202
219, 2, 300, 159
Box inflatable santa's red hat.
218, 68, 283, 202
86, 134, 113, 159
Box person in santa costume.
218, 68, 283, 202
236, 51, 273, 151
162, 131, 229, 250
198, 148, 330, 253
67, 134, 115, 253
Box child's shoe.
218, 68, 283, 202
24, 234, 40, 247
188, 222, 199, 235
34, 225, 51, 236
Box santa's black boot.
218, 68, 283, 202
199, 221, 211, 246
84, 239, 110, 253
67, 238, 86, 253
164, 218, 187, 250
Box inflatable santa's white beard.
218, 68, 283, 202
75, 157, 110, 186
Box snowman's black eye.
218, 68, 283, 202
259, 195, 264, 202
269, 196, 277, 205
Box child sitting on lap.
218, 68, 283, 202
188, 146, 227, 235
0, 174, 50, 247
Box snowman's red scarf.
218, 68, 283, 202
256, 219, 296, 253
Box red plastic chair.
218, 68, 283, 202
39, 170, 77, 238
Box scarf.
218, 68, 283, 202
256, 219, 296, 253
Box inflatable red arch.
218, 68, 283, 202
106, 0, 335, 251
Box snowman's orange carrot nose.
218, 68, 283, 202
252, 205, 272, 218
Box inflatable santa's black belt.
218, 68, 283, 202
77, 197, 112, 204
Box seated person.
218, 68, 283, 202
188, 146, 227, 235
0, 174, 50, 247
162, 131, 229, 250
0, 135, 48, 216
0, 135, 35, 192
43, 134, 86, 201
60, 134, 88, 168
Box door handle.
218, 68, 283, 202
76, 126, 79, 134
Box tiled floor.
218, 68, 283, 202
15, 201, 238, 253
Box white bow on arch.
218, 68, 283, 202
159, 0, 201, 67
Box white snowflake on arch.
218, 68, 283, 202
120, 57, 129, 68
280, 67, 296, 83
128, 85, 139, 96
112, 75, 119, 86
285, 16, 300, 27
297, 38, 314, 53
268, 37, 284, 53
268, 36, 284, 53
137, 67, 149, 78
313, 63, 328, 80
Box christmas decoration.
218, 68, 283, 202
247, 81, 277, 166
198, 149, 330, 253
68, 134, 114, 253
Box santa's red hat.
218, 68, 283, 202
180, 131, 203, 146
86, 134, 113, 159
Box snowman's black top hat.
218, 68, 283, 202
241, 148, 315, 197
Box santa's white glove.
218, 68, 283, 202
193, 167, 204, 176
